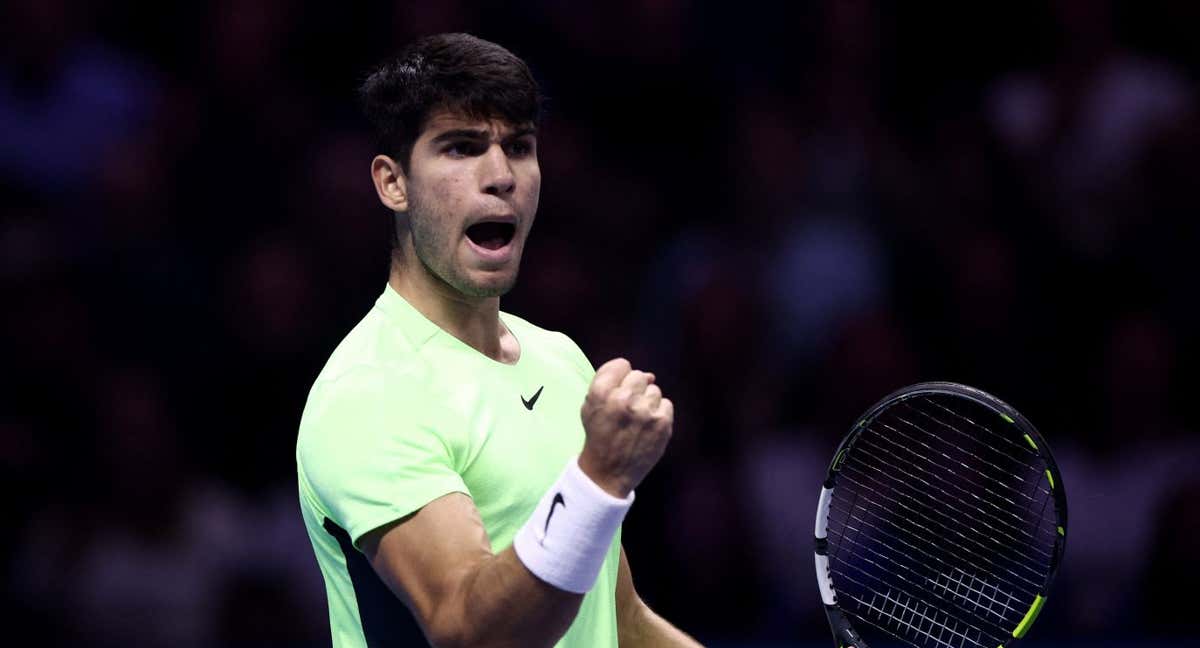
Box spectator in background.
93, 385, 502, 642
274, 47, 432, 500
1052, 312, 1199, 635
1141, 478, 1200, 636
985, 0, 1194, 262
15, 367, 326, 644
16, 369, 223, 645
0, 0, 157, 196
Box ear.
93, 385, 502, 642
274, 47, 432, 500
371, 155, 408, 212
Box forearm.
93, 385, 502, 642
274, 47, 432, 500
618, 598, 704, 648
436, 457, 631, 646
369, 357, 665, 647
429, 546, 582, 648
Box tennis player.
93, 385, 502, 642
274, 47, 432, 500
296, 33, 702, 647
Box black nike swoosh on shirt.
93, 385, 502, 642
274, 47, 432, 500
521, 385, 544, 410
544, 492, 565, 536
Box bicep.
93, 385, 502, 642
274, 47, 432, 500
616, 546, 643, 629
615, 547, 706, 647
361, 492, 495, 632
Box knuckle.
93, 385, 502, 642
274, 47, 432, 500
608, 358, 632, 376
610, 387, 632, 405
586, 383, 606, 401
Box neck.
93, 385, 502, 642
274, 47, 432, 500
388, 256, 519, 364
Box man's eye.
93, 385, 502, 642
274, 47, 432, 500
506, 141, 534, 157
446, 142, 481, 157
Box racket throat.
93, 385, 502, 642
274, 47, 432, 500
825, 605, 870, 648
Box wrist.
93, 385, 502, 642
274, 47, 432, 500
577, 453, 633, 498
513, 456, 634, 594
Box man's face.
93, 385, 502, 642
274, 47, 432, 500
402, 111, 540, 299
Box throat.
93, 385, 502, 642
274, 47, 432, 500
387, 271, 520, 363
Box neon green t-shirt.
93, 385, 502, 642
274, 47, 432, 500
296, 285, 620, 647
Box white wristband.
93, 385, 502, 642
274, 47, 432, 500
512, 457, 634, 594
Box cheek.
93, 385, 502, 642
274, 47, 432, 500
522, 171, 542, 210
433, 175, 469, 210
418, 177, 470, 242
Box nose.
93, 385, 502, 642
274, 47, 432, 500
480, 144, 515, 196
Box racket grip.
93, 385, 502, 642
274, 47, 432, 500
825, 606, 869, 648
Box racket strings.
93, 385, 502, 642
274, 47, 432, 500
897, 403, 1036, 482
829, 510, 1001, 648
838, 458, 1051, 582
835, 470, 1041, 592
918, 397, 1033, 457
828, 495, 1035, 595
828, 486, 1030, 647
828, 502, 1024, 641
928, 567, 1022, 622
825, 395, 1061, 648
900, 400, 1055, 520
1020, 468, 1062, 556
898, 402, 1048, 500
878, 402, 1060, 554
903, 401, 1055, 508
833, 506, 1001, 648
839, 572, 993, 648
827, 493, 1043, 594
1028, 487, 1056, 548
856, 427, 1057, 555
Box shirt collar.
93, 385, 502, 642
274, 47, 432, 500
374, 283, 442, 349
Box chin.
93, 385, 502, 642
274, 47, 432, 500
459, 272, 519, 298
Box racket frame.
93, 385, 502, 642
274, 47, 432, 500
813, 382, 1068, 648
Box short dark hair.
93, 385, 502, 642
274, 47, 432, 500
358, 33, 542, 173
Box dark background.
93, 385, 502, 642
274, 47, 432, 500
4, 0, 1199, 645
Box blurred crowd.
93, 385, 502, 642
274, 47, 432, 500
3, 0, 1199, 645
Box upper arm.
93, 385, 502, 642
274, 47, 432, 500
299, 366, 480, 639
616, 546, 644, 632
299, 365, 470, 544
360, 492, 495, 640
615, 546, 705, 647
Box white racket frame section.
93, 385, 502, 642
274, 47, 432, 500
814, 486, 837, 605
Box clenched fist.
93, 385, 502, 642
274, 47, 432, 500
578, 358, 674, 498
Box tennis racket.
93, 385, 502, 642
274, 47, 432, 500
813, 382, 1067, 648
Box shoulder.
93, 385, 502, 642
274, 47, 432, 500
308, 310, 434, 405
502, 311, 595, 379
297, 309, 441, 462
315, 305, 431, 382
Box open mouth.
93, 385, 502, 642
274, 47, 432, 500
465, 221, 516, 251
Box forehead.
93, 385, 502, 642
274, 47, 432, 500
420, 110, 535, 139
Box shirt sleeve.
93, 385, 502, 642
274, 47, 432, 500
297, 363, 469, 548
555, 332, 597, 383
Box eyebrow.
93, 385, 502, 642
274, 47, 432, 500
430, 127, 537, 144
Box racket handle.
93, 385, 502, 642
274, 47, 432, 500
825, 606, 869, 648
